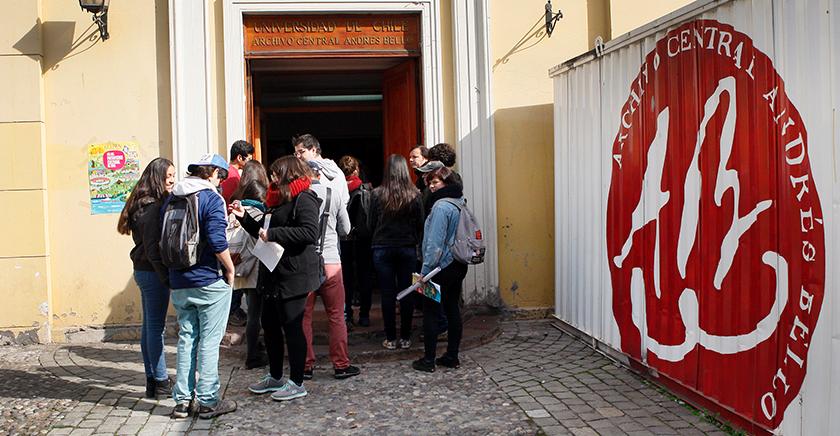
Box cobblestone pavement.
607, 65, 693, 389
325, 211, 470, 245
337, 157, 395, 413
469, 322, 727, 436
0, 346, 76, 435
0, 321, 729, 435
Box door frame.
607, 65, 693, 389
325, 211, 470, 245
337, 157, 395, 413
170, 0, 500, 306
222, 1, 444, 150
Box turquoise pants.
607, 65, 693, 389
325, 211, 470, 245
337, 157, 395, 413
170, 279, 231, 406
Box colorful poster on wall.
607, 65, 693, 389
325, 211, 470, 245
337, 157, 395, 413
87, 142, 141, 215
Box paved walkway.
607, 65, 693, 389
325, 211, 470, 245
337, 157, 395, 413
0, 321, 728, 435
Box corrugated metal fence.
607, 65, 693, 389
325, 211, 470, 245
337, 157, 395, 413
551, 0, 840, 433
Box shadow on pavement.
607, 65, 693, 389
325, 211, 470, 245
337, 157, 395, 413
65, 344, 151, 365
0, 367, 135, 401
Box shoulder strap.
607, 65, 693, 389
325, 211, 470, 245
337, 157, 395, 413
290, 193, 301, 220
318, 188, 332, 254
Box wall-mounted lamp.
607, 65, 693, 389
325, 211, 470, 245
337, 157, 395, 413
79, 0, 110, 40
545, 0, 563, 37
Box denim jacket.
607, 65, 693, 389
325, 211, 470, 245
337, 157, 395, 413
421, 196, 464, 276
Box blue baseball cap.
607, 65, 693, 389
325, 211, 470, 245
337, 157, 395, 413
187, 153, 229, 172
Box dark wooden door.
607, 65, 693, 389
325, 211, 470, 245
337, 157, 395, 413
382, 58, 420, 164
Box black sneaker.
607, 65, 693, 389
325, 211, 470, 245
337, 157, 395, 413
228, 308, 247, 327
145, 377, 156, 399
334, 365, 361, 379
412, 358, 435, 373
198, 399, 237, 419
435, 355, 460, 369
171, 402, 191, 419
154, 376, 173, 398
303, 368, 313, 380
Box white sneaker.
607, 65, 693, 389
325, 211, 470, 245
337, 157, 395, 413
270, 379, 308, 401
248, 374, 285, 394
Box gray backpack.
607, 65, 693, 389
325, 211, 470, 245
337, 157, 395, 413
159, 193, 203, 269
440, 198, 486, 265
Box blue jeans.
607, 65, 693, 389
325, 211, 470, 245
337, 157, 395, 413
170, 279, 232, 406
133, 270, 170, 381
373, 246, 417, 341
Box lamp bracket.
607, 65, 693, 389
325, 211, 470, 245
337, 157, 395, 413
91, 9, 109, 40
545, 0, 563, 37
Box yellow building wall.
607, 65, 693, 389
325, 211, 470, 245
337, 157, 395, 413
0, 0, 51, 343
489, 0, 608, 310
488, 0, 699, 311
610, 0, 695, 37
41, 0, 172, 340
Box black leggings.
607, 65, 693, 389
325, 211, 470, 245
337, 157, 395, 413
261, 293, 308, 385
422, 262, 468, 361
245, 289, 264, 363
341, 239, 373, 320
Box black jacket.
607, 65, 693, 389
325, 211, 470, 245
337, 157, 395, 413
413, 169, 427, 191
368, 191, 424, 248
239, 190, 321, 300
129, 200, 169, 286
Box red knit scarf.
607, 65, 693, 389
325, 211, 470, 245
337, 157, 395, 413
266, 177, 311, 207
346, 175, 362, 193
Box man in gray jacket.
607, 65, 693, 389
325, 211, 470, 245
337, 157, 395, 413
295, 135, 361, 380
293, 134, 349, 214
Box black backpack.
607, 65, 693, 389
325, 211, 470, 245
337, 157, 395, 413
348, 183, 372, 239
159, 193, 203, 269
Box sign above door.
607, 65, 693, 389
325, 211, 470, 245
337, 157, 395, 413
244, 14, 421, 58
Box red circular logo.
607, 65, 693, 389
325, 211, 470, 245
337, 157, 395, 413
606, 19, 825, 429
103, 150, 126, 170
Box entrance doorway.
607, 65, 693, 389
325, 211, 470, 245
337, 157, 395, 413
248, 57, 421, 185
242, 13, 424, 182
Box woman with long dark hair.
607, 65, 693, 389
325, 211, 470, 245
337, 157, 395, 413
230, 160, 269, 202
230, 156, 320, 401
368, 154, 425, 349
228, 160, 270, 369
117, 157, 176, 398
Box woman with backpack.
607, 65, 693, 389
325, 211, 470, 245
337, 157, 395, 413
368, 154, 425, 350
228, 161, 270, 369
229, 156, 320, 402
338, 155, 373, 328
412, 166, 469, 373
117, 157, 176, 399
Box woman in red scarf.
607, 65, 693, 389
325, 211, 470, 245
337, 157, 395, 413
230, 156, 319, 402
338, 155, 374, 327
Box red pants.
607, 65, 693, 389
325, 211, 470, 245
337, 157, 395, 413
302, 263, 350, 370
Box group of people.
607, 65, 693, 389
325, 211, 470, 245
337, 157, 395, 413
117, 134, 470, 419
